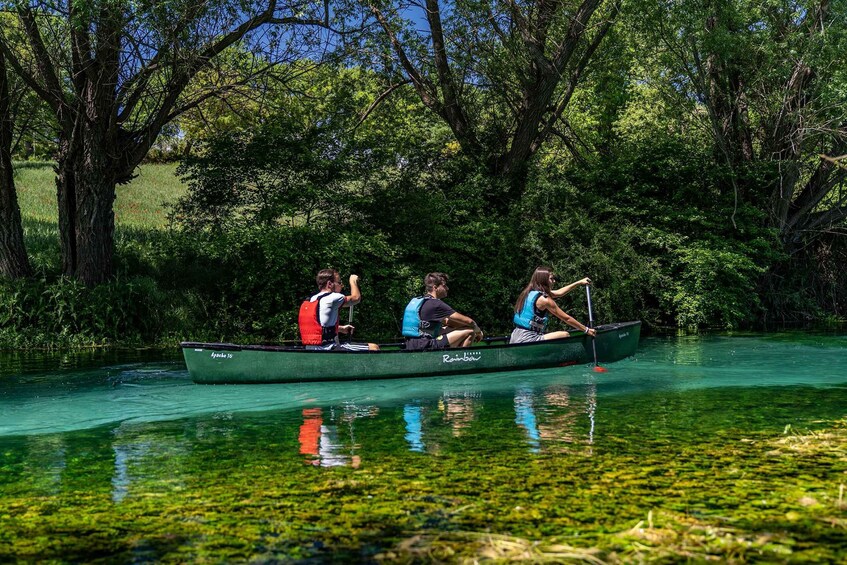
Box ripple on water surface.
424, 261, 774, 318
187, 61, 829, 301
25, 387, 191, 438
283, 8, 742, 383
0, 332, 845, 439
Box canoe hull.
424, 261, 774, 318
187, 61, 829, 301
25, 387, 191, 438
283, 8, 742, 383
182, 321, 641, 384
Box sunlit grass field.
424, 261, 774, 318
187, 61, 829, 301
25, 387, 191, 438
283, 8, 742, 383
13, 162, 187, 272
14, 162, 187, 229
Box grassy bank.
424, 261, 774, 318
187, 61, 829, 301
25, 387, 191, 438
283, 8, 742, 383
15, 162, 186, 274
3, 163, 188, 348
15, 161, 185, 227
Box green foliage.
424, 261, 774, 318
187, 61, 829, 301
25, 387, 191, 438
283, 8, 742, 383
0, 276, 165, 347
173, 123, 348, 230
648, 231, 767, 329
155, 225, 401, 342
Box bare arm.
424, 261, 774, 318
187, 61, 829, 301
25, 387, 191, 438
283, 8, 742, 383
345, 274, 362, 306
445, 312, 474, 327
538, 296, 595, 335
550, 277, 591, 299
446, 312, 483, 340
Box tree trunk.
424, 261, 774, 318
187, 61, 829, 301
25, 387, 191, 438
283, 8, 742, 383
55, 141, 78, 277
56, 132, 117, 286
4, 1, 308, 286
0, 49, 32, 280
73, 161, 116, 286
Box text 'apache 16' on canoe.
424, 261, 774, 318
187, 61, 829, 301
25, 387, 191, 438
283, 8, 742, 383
181, 321, 640, 385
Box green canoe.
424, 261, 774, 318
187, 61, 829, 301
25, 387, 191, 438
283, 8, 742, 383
181, 321, 640, 384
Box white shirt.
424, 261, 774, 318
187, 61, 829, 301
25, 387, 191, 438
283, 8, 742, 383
309, 292, 346, 327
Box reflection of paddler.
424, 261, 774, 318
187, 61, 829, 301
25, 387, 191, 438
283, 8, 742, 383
539, 387, 579, 444
404, 404, 425, 452
299, 408, 322, 465
514, 387, 540, 452
439, 392, 479, 436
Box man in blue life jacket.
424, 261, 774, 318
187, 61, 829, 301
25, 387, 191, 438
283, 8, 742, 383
402, 272, 483, 351
298, 269, 379, 351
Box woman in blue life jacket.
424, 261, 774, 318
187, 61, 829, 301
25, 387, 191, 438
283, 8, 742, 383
402, 272, 483, 351
510, 266, 597, 344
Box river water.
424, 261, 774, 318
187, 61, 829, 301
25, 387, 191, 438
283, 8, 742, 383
1, 332, 846, 562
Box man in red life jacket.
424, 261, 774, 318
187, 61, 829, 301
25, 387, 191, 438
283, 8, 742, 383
298, 269, 379, 351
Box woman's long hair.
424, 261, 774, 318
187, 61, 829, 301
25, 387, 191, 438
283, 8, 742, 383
514, 267, 554, 313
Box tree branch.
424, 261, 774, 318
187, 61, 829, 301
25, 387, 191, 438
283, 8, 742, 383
367, 2, 440, 111
424, 0, 478, 150
785, 158, 847, 233
533, 0, 620, 153
10, 9, 68, 116
550, 0, 602, 74
821, 153, 847, 171
353, 79, 410, 130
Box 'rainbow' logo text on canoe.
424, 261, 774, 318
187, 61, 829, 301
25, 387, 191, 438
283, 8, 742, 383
442, 351, 482, 363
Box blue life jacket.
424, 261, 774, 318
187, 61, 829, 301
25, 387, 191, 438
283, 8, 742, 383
513, 290, 548, 332
402, 297, 441, 338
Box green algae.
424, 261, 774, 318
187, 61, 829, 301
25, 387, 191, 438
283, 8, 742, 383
1, 386, 846, 563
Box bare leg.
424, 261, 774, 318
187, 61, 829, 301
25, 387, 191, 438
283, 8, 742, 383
543, 331, 571, 340
445, 329, 474, 348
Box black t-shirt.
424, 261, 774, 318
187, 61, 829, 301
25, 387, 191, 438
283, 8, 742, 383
418, 298, 455, 329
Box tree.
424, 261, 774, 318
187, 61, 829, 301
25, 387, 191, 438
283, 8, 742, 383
636, 0, 847, 244
363, 0, 620, 204
0, 45, 32, 279
0, 0, 331, 285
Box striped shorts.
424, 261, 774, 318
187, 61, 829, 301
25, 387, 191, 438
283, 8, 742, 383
306, 342, 370, 352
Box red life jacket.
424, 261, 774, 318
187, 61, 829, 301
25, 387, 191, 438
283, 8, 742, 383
298, 293, 339, 345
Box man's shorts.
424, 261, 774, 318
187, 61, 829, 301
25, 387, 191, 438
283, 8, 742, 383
404, 335, 449, 351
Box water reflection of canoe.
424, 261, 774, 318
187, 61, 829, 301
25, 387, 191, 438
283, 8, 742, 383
181, 321, 641, 384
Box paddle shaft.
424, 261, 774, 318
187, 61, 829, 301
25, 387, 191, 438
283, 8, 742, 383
586, 285, 599, 366
343, 304, 354, 341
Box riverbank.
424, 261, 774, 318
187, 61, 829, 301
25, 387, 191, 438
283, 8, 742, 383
4, 162, 845, 349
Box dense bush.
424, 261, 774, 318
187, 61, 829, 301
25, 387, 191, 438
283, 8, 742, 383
0, 275, 166, 347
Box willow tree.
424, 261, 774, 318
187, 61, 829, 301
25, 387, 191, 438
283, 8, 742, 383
0, 0, 330, 285
364, 0, 620, 205
636, 0, 847, 245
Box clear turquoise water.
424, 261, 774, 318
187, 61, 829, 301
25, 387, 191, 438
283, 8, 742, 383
1, 332, 846, 561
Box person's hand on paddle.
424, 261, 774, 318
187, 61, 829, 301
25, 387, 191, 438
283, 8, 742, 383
585, 327, 596, 337
339, 324, 355, 336
551, 276, 592, 298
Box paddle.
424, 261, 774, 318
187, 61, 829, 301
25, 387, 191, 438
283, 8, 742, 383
585, 284, 607, 373
344, 303, 354, 341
